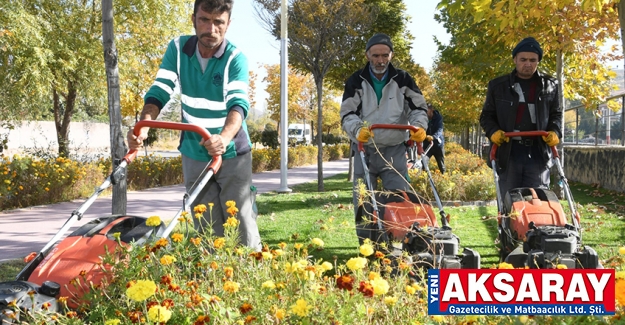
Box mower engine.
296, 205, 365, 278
0, 280, 60, 322
403, 222, 481, 269
515, 222, 599, 269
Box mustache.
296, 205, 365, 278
200, 33, 216, 39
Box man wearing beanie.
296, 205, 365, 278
340, 32, 429, 245
479, 36, 562, 199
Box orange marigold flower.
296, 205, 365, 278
210, 261, 219, 270
190, 293, 204, 305
244, 315, 257, 324
213, 237, 225, 249
239, 303, 253, 314
374, 251, 385, 259
66, 311, 78, 318
225, 216, 240, 227
57, 296, 68, 305
194, 315, 210, 325
336, 275, 354, 291
358, 281, 374, 297
226, 206, 239, 216
195, 212, 203, 219
209, 295, 222, 304
278, 242, 287, 249
382, 258, 391, 265
225, 200, 236, 208
190, 237, 201, 246
194, 204, 207, 213
161, 275, 173, 285
42, 302, 51, 310
224, 266, 234, 278
161, 299, 174, 308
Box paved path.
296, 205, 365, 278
0, 159, 349, 261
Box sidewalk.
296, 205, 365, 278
0, 159, 350, 261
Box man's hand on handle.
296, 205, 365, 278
357, 127, 372, 143
542, 131, 559, 146
127, 127, 149, 150
490, 130, 509, 146
200, 134, 230, 156
409, 128, 426, 143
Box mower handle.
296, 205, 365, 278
125, 121, 222, 172
357, 124, 425, 154
489, 131, 558, 162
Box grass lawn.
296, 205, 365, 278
1, 174, 624, 282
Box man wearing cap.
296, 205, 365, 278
340, 33, 429, 245
480, 37, 562, 198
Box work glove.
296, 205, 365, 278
542, 131, 559, 147
410, 128, 427, 143
490, 130, 509, 146
356, 127, 372, 143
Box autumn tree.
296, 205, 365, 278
0, 0, 190, 157
254, 0, 375, 191
262, 64, 316, 128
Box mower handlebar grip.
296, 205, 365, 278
490, 130, 558, 161
125, 121, 223, 171
358, 124, 425, 154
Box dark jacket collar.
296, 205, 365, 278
360, 61, 399, 85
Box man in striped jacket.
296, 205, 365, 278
127, 0, 260, 250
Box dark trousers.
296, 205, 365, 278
427, 145, 446, 174
497, 142, 550, 197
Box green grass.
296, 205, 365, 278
1, 176, 624, 282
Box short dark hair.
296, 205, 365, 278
193, 0, 233, 17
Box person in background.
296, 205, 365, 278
340, 33, 429, 244
127, 0, 261, 250
480, 36, 562, 198
422, 103, 446, 174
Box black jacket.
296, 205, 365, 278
479, 69, 562, 170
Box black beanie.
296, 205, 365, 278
512, 37, 543, 61
366, 33, 393, 52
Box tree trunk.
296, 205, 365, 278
52, 83, 76, 158
102, 0, 127, 215
315, 76, 324, 192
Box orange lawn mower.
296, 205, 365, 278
0, 121, 222, 322
492, 131, 599, 269
356, 124, 480, 271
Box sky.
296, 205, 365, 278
226, 0, 451, 111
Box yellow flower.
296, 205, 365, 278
556, 264, 567, 269
518, 315, 529, 323
148, 305, 171, 323
224, 267, 234, 278
616, 271, 625, 280
346, 257, 367, 271
311, 238, 324, 248
405, 285, 416, 295
160, 255, 176, 266
619, 246, 625, 255
321, 261, 333, 271
146, 216, 161, 227
294, 243, 303, 250
126, 280, 156, 302
498, 262, 514, 269
225, 216, 240, 228
274, 308, 286, 320
104, 320, 121, 325
466, 315, 480, 322
226, 200, 236, 208
384, 296, 398, 306
223, 281, 240, 293
171, 233, 184, 243
190, 237, 201, 246
290, 299, 312, 317
112, 232, 121, 240
213, 237, 226, 249
359, 243, 374, 257
370, 277, 389, 296
262, 252, 273, 260
262, 281, 276, 290
431, 315, 444, 323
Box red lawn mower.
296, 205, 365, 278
492, 131, 599, 269
0, 121, 222, 322
356, 124, 480, 270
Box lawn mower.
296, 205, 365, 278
0, 121, 222, 322
356, 124, 480, 270
492, 131, 599, 269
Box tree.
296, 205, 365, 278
254, 0, 375, 191
0, 0, 190, 157
262, 64, 316, 126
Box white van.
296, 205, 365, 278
287, 124, 312, 145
